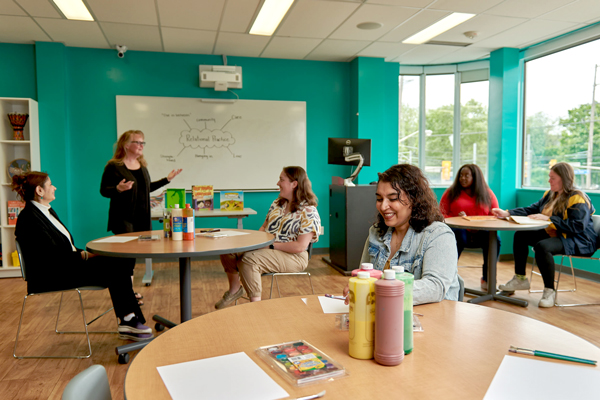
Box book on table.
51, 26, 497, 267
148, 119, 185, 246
461, 215, 497, 221
508, 215, 550, 225
166, 188, 186, 209
220, 191, 244, 211
192, 185, 214, 211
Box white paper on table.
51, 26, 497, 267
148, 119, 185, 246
219, 230, 250, 236
93, 236, 137, 243
301, 298, 307, 305
484, 355, 600, 400
508, 216, 550, 225
157, 352, 289, 400
318, 296, 349, 314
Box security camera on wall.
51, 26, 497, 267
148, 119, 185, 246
116, 45, 128, 58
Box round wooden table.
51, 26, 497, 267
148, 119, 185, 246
124, 296, 600, 400
445, 217, 549, 307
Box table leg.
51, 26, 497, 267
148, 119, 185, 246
142, 258, 154, 286
466, 230, 529, 307
237, 217, 243, 230
180, 257, 192, 322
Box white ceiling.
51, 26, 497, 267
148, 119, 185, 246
1, 0, 599, 64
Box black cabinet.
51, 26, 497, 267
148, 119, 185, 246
323, 184, 378, 275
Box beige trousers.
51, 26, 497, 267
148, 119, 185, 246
220, 249, 309, 298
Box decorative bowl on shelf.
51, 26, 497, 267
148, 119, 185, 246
7, 113, 29, 141
7, 159, 31, 180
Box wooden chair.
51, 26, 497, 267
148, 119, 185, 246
529, 215, 600, 307
13, 240, 117, 360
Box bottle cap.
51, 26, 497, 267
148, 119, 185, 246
391, 265, 404, 273
357, 271, 370, 279
174, 204, 180, 208
185, 203, 191, 209
383, 270, 396, 280
360, 263, 373, 270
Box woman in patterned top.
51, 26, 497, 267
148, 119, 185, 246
215, 166, 321, 309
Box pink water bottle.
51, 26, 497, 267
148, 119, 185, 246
374, 269, 405, 366
351, 263, 383, 279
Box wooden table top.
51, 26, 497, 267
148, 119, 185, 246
445, 216, 550, 232
124, 296, 600, 400
86, 229, 274, 259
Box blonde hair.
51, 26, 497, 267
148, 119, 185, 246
276, 166, 318, 213
107, 130, 148, 167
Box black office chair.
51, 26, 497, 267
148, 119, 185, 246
13, 240, 118, 359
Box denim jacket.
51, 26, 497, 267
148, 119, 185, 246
360, 221, 459, 305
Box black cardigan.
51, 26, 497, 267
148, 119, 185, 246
100, 162, 169, 234
15, 203, 86, 293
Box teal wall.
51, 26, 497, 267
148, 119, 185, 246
1, 42, 400, 249
0, 43, 37, 99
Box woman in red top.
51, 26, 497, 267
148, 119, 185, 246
440, 164, 500, 290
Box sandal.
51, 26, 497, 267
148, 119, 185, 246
134, 292, 144, 300
137, 299, 144, 306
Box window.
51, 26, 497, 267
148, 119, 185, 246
523, 38, 600, 189
399, 69, 489, 186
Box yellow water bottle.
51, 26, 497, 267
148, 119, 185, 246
348, 271, 377, 359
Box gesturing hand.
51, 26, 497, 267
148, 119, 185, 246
167, 169, 183, 182
117, 179, 134, 192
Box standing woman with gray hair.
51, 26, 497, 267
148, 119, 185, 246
493, 162, 597, 307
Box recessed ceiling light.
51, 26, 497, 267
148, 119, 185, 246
52, 0, 94, 21
357, 22, 382, 30
402, 13, 475, 45
250, 0, 295, 36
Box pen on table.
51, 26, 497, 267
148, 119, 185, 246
509, 346, 597, 365
324, 294, 346, 301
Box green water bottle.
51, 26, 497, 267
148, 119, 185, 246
392, 266, 414, 355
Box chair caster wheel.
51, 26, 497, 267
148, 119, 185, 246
155, 323, 165, 332
118, 353, 130, 364
145, 283, 151, 286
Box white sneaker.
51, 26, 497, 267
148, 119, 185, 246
539, 288, 556, 308
498, 275, 531, 292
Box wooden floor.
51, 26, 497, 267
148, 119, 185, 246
1, 252, 600, 399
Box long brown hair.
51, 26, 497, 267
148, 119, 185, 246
550, 162, 589, 215
445, 164, 491, 210
107, 130, 148, 167
276, 166, 318, 213
11, 172, 49, 202
374, 164, 443, 235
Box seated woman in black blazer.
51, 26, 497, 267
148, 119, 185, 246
12, 171, 152, 341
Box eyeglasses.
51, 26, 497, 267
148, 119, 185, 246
131, 141, 146, 146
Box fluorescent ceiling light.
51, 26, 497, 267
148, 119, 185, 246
402, 13, 475, 45
53, 0, 94, 21
250, 0, 294, 36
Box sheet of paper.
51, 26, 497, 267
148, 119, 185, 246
93, 236, 137, 243
219, 230, 250, 236
318, 296, 349, 314
157, 352, 289, 400
301, 298, 307, 305
484, 355, 600, 400
509, 216, 550, 225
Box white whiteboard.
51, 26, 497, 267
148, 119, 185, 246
116, 96, 306, 190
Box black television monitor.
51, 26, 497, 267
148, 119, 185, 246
328, 138, 371, 166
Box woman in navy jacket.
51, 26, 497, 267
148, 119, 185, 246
13, 171, 152, 341
492, 162, 597, 308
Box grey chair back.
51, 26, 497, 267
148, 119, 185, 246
15, 240, 26, 282
592, 215, 600, 249
62, 365, 112, 400
457, 274, 465, 302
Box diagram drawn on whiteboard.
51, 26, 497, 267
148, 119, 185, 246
177, 115, 241, 158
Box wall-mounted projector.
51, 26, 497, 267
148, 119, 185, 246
199, 65, 242, 91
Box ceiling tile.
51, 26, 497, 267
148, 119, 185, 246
330, 4, 420, 40
366, 0, 435, 6
100, 22, 163, 52
474, 18, 578, 49
393, 43, 459, 64
0, 15, 50, 43
379, 9, 451, 42
220, 0, 260, 33
86, 0, 157, 25
305, 38, 371, 61
261, 36, 322, 59
358, 41, 415, 60
0, 0, 27, 16
35, 18, 109, 48
428, 46, 493, 63
214, 32, 270, 57
157, 0, 224, 30
15, 0, 60, 18
429, 0, 505, 14
162, 27, 217, 54
276, 0, 360, 39
484, 0, 575, 19
542, 0, 600, 23
433, 14, 527, 43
